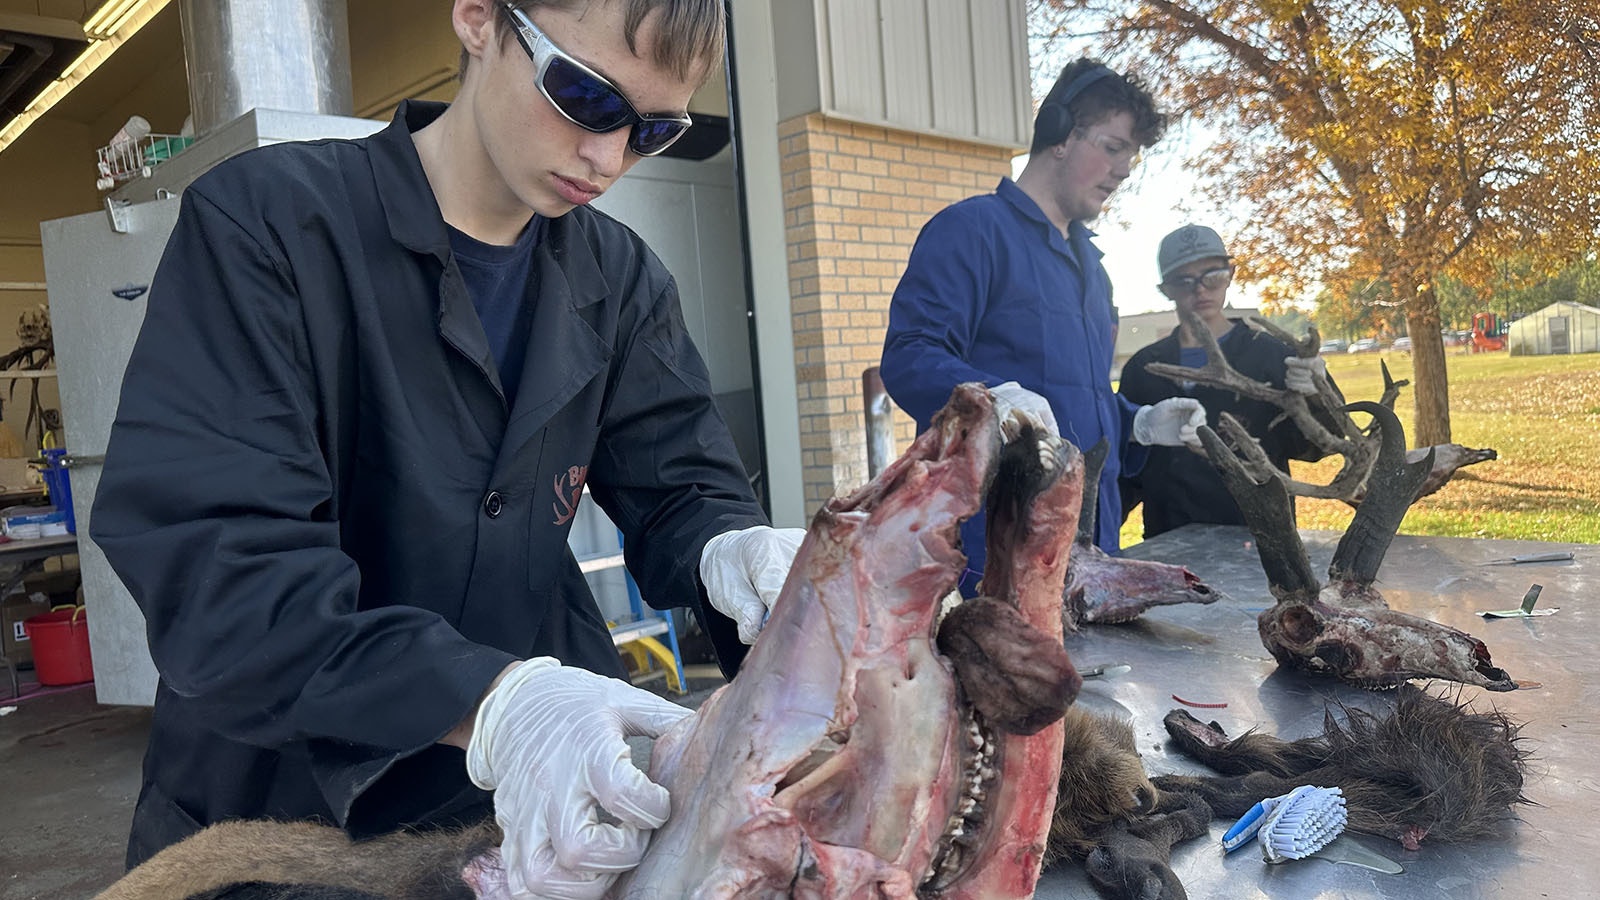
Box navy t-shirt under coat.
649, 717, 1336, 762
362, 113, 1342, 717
448, 219, 543, 408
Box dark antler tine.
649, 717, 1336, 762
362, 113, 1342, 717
1078, 438, 1110, 544
1377, 360, 1410, 409
1244, 314, 1319, 359
1329, 402, 1435, 584
1197, 425, 1321, 598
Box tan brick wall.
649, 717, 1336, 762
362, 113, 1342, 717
777, 114, 1016, 511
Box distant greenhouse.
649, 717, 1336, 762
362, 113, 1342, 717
1506, 301, 1600, 355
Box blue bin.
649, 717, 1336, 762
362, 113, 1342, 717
39, 448, 75, 534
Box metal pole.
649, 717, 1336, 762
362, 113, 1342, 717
178, 0, 353, 135
862, 367, 895, 478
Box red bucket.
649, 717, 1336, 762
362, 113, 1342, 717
23, 605, 94, 686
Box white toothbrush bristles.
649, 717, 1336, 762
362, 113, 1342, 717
1259, 785, 1347, 861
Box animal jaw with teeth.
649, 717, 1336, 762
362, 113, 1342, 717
617, 383, 1085, 898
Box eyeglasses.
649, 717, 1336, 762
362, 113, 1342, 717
501, 3, 693, 157
1161, 267, 1233, 295
1082, 130, 1141, 167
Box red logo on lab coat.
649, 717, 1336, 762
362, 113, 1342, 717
552, 465, 588, 525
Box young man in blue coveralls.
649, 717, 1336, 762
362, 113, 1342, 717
91, 2, 802, 897
881, 58, 1208, 595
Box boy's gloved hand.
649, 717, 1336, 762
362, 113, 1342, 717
1132, 397, 1208, 450
700, 525, 806, 643
466, 659, 691, 900
1284, 356, 1327, 395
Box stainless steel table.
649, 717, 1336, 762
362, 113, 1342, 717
1037, 524, 1597, 899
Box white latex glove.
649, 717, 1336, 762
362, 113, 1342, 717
699, 525, 807, 644
1132, 397, 1208, 449
466, 658, 692, 900
990, 381, 1060, 439
1283, 356, 1326, 395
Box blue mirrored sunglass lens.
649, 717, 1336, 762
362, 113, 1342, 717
632, 119, 689, 155
543, 57, 632, 131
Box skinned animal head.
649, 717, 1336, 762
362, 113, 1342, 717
614, 383, 1085, 898
1062, 439, 1224, 628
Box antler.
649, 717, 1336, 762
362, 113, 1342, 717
1197, 406, 1517, 692
1195, 425, 1320, 601
1076, 438, 1110, 546
1141, 304, 1494, 507
1327, 402, 1432, 590
1144, 304, 1379, 503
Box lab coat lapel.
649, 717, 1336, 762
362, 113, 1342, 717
436, 255, 509, 449
500, 218, 610, 456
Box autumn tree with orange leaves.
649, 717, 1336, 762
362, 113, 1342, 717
1036, 0, 1600, 445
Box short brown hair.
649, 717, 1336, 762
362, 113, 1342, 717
1030, 57, 1166, 155
459, 0, 726, 86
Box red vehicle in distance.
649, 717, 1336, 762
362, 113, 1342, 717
1470, 312, 1507, 352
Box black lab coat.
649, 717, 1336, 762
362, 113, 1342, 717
1117, 321, 1336, 538
91, 101, 766, 866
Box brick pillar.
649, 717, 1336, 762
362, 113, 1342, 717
777, 114, 1016, 510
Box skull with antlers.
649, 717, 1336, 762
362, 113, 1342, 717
1145, 306, 1514, 691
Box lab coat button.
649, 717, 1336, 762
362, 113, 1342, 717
483, 491, 504, 518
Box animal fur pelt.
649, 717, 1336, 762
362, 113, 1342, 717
1045, 707, 1212, 900
1154, 686, 1532, 851
1082, 790, 1211, 900
188, 885, 387, 899
95, 819, 497, 900
1046, 708, 1159, 862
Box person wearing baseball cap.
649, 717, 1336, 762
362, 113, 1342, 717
1118, 224, 1339, 538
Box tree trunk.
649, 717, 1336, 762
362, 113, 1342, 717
1406, 284, 1452, 447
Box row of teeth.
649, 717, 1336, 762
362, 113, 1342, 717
922, 425, 1052, 888
1036, 438, 1059, 472
922, 713, 999, 888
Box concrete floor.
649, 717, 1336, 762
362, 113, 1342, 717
1, 676, 149, 900
0, 664, 725, 900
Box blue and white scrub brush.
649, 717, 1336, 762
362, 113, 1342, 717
1222, 785, 1347, 862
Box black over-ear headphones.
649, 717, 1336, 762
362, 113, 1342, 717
1033, 63, 1118, 148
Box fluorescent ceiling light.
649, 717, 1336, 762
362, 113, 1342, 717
0, 0, 172, 154
84, 0, 144, 38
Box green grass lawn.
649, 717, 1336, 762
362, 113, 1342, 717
1121, 349, 1600, 547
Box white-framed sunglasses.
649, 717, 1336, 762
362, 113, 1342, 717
501, 2, 694, 157
1162, 266, 1234, 295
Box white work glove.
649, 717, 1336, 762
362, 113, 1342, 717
699, 525, 806, 644
1283, 356, 1326, 395
990, 381, 1060, 439
466, 658, 692, 900
1132, 397, 1207, 449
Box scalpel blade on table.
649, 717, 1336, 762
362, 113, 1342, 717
1479, 584, 1559, 619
